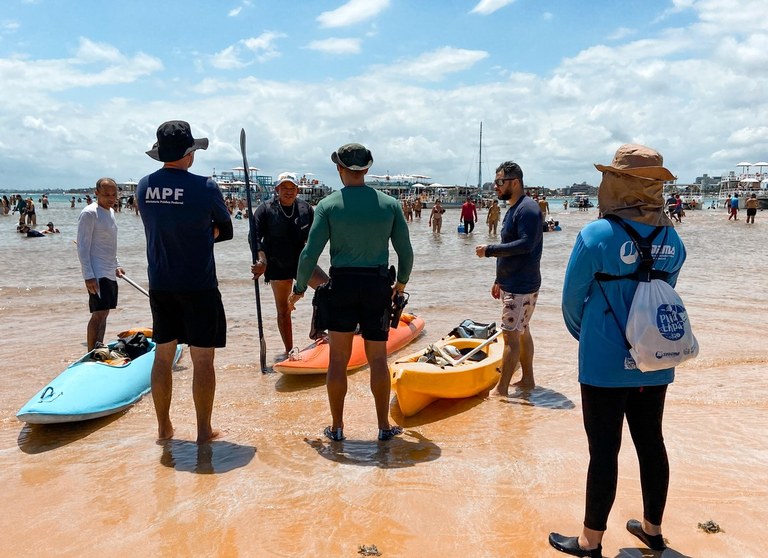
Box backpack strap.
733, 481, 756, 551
603, 214, 665, 282
594, 215, 670, 350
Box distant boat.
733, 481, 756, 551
296, 173, 333, 205
571, 194, 594, 208
367, 173, 433, 198
717, 162, 768, 209
664, 184, 703, 210
212, 167, 274, 203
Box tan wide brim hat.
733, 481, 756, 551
595, 144, 676, 181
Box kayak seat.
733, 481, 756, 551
458, 348, 488, 362
449, 319, 497, 339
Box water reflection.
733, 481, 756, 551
304, 430, 440, 468
159, 439, 256, 474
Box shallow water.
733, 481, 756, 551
1, 200, 767, 557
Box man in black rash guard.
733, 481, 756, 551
250, 172, 328, 356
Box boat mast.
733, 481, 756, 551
477, 122, 483, 193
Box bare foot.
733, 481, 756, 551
513, 379, 535, 389
493, 387, 509, 397
196, 428, 221, 445
156, 424, 174, 444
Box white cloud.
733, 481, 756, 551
470, 0, 516, 16
371, 47, 489, 82
22, 116, 73, 142
209, 32, 286, 69
306, 38, 361, 55
210, 45, 243, 70
607, 27, 636, 41
2, 20, 20, 33
317, 0, 390, 28
228, 7, 242, 17
74, 37, 124, 64
0, 38, 162, 94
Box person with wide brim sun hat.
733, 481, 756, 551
551, 144, 686, 557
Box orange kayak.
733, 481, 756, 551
273, 313, 425, 375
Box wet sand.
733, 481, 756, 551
1, 202, 766, 557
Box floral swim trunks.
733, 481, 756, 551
500, 290, 538, 332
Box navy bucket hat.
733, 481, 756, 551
146, 120, 209, 162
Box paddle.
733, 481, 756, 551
438, 329, 503, 366
121, 275, 150, 298
240, 128, 268, 374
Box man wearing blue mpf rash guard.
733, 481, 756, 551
549, 145, 687, 557
137, 121, 233, 445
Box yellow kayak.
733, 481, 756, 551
390, 335, 502, 417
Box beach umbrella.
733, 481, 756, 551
736, 161, 752, 174
753, 161, 768, 174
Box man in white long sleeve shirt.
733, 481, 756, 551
77, 177, 124, 350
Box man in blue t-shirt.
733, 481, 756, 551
137, 120, 233, 445
728, 193, 739, 220
475, 161, 543, 394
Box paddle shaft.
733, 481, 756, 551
121, 275, 150, 298
240, 129, 268, 373
452, 329, 503, 366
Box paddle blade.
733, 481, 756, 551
239, 128, 247, 167
260, 337, 268, 373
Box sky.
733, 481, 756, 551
1, 0, 768, 191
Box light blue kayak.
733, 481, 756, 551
16, 337, 183, 424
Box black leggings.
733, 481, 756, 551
581, 384, 669, 531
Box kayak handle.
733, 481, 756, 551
38, 386, 62, 403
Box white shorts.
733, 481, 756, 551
500, 290, 538, 332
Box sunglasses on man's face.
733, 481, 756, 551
494, 177, 518, 187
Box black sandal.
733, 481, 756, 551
548, 533, 602, 558
323, 426, 344, 441
377, 426, 403, 441
626, 519, 666, 551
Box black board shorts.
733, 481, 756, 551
315, 267, 391, 342
149, 288, 226, 348
88, 278, 118, 312
264, 254, 299, 282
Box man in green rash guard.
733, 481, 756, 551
288, 143, 414, 442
